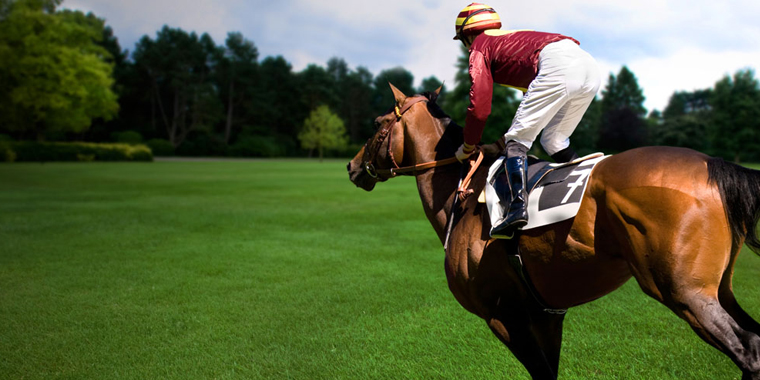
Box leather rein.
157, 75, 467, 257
360, 96, 483, 201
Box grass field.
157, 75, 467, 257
1, 159, 760, 379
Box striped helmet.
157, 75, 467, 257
453, 3, 501, 40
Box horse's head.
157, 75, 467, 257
347, 83, 447, 191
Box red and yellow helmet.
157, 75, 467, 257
453, 3, 501, 40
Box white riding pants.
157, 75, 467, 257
502, 39, 601, 155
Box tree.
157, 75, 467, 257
325, 57, 375, 144
709, 69, 760, 162
662, 89, 711, 119
327, 57, 349, 82
342, 66, 374, 143
321, 58, 377, 144
598, 66, 647, 152
132, 26, 223, 148
255, 56, 301, 140
299, 64, 337, 112
216, 32, 258, 145
298, 105, 347, 160
601, 66, 646, 117
571, 97, 602, 155
373, 67, 414, 115
0, 0, 118, 140
325, 57, 349, 118
649, 89, 712, 152
443, 45, 472, 124
77, 19, 131, 142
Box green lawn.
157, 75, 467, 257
1, 159, 758, 379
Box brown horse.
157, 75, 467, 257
347, 84, 760, 379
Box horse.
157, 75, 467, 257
347, 84, 760, 379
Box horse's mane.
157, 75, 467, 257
416, 91, 464, 160
420, 91, 452, 121
420, 91, 501, 160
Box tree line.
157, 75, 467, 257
1, 0, 759, 162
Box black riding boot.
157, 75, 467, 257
490, 154, 529, 239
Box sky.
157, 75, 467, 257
63, 0, 760, 113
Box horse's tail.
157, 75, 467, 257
707, 157, 760, 253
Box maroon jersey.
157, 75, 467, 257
464, 30, 579, 146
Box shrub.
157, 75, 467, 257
332, 143, 365, 158
175, 132, 226, 157
146, 139, 175, 156
0, 142, 16, 162
228, 135, 284, 157
9, 142, 153, 162
112, 130, 144, 144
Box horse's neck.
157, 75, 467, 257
415, 169, 459, 245
406, 117, 460, 243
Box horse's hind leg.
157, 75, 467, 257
675, 293, 760, 379
721, 290, 760, 337
719, 245, 760, 336
632, 234, 760, 378
600, 169, 760, 377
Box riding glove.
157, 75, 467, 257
456, 143, 476, 162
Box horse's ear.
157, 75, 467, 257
434, 83, 444, 96
389, 82, 407, 105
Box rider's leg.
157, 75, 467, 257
539, 90, 597, 163
538, 41, 601, 163
490, 141, 529, 239
488, 40, 600, 238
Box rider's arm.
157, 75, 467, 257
464, 49, 493, 147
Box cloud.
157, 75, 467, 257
64, 0, 246, 52
627, 48, 760, 112
60, 0, 760, 113
561, 0, 760, 61
250, 0, 463, 83
486, 0, 760, 111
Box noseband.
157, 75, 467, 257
361, 96, 461, 178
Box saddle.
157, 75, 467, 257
480, 152, 607, 230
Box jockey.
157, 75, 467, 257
453, 3, 601, 239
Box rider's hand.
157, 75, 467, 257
456, 143, 476, 162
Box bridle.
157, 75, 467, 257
360, 96, 460, 179
359, 95, 486, 258
359, 94, 486, 256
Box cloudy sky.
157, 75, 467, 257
63, 0, 760, 113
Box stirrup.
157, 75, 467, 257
490, 217, 527, 239
490, 229, 515, 240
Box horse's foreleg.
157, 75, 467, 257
486, 305, 565, 380
529, 309, 566, 376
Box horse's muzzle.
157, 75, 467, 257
347, 159, 377, 191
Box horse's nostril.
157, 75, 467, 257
346, 162, 351, 172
